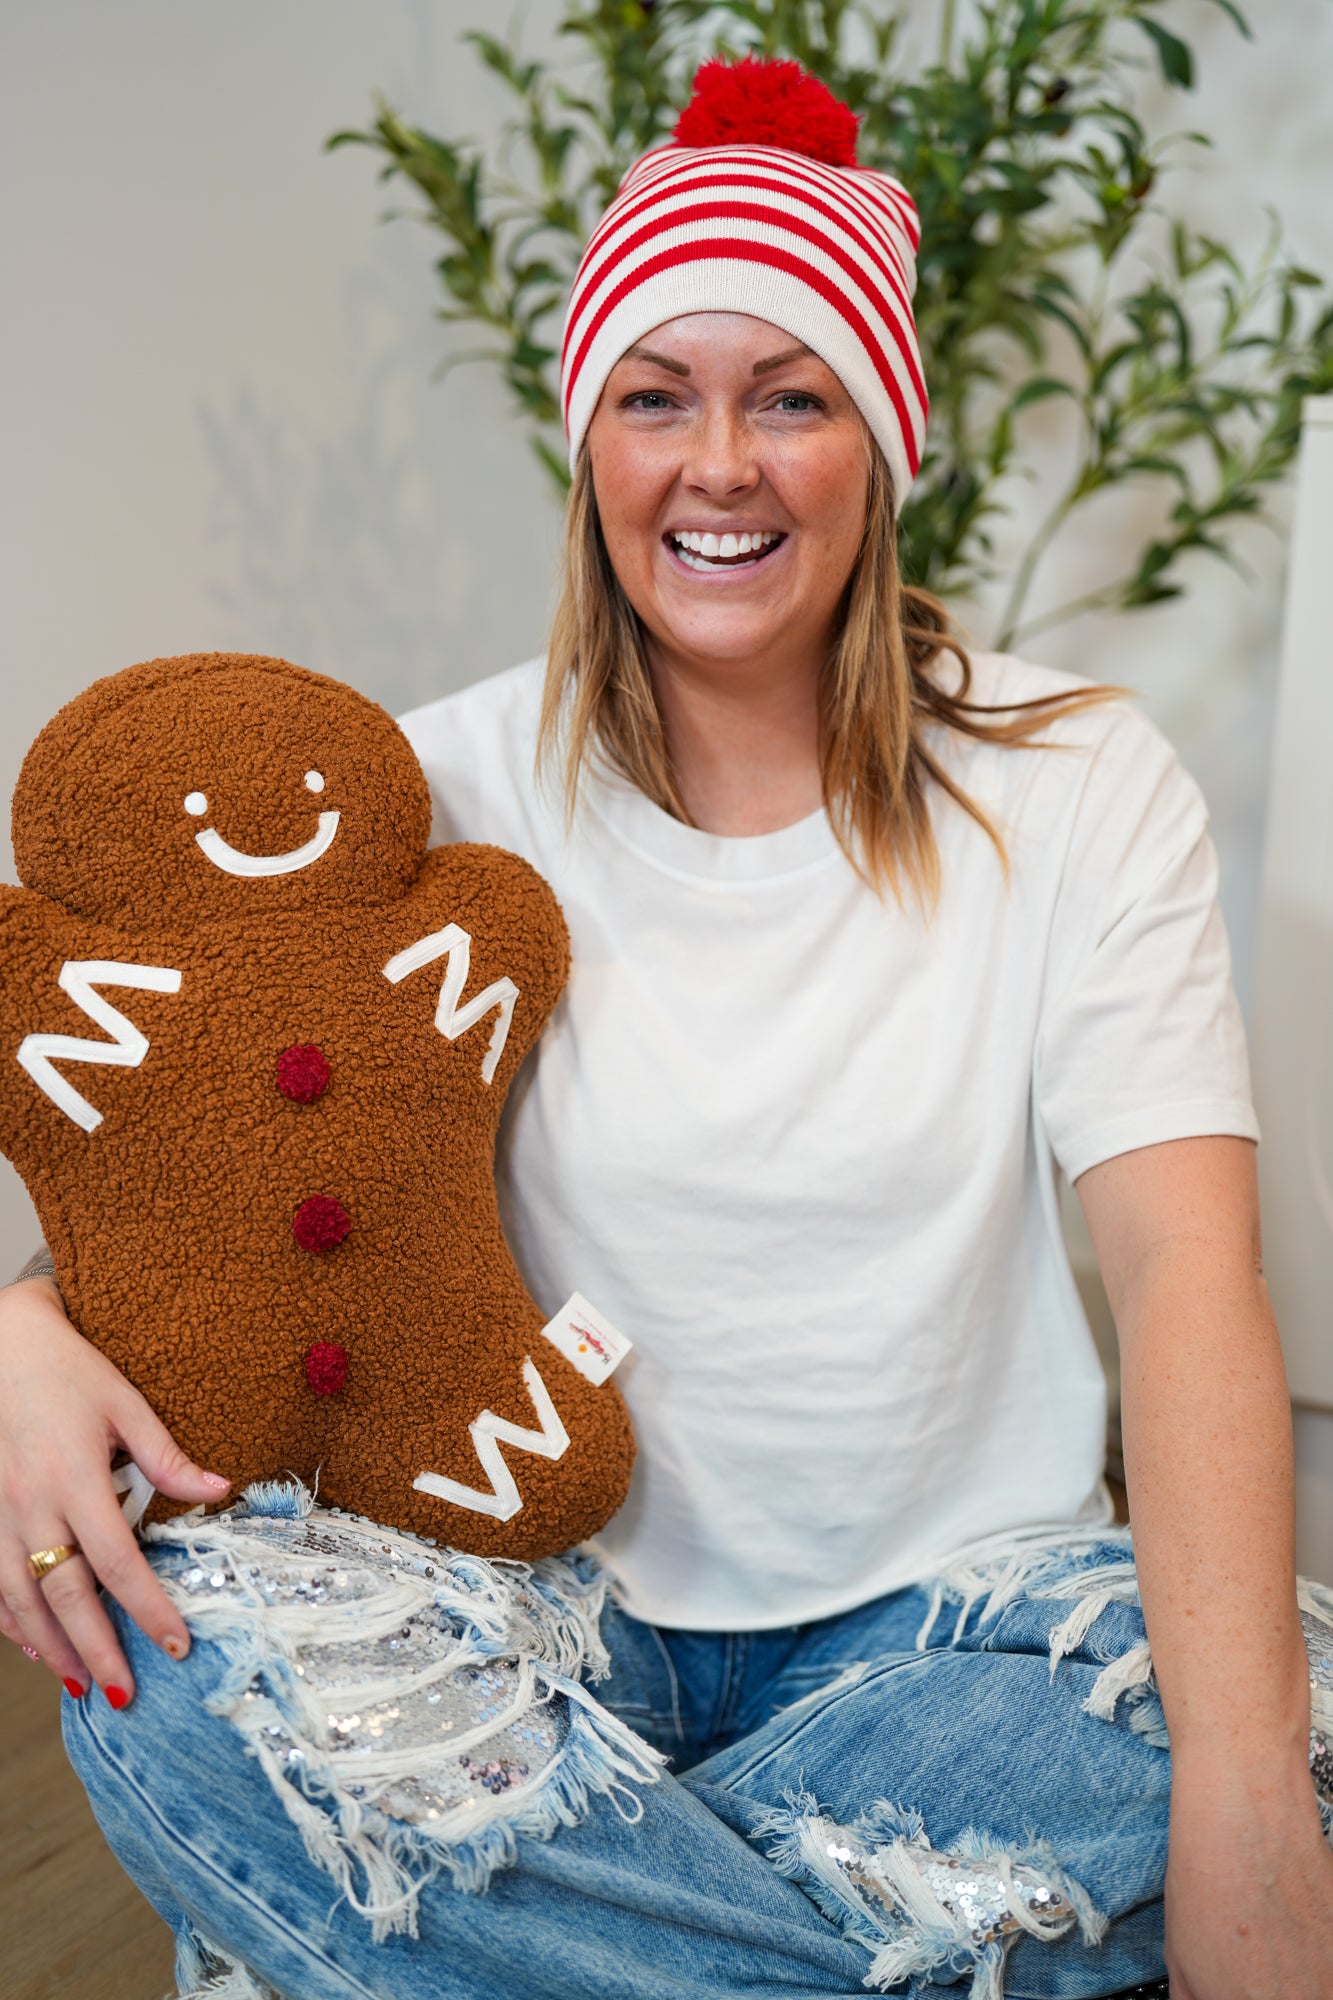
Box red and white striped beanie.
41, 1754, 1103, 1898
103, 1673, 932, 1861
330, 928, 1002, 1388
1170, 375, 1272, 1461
560, 57, 928, 502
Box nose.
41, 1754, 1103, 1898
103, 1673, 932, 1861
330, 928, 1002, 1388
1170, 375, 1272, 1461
681, 403, 761, 501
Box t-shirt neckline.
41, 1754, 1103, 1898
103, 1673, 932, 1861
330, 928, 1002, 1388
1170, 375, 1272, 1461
585, 768, 840, 882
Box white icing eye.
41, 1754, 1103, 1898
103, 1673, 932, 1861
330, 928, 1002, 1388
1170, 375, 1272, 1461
184, 791, 208, 816
304, 770, 325, 794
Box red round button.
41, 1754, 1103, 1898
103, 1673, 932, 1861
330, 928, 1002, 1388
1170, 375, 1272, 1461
304, 1341, 348, 1395
292, 1194, 350, 1253
277, 1044, 330, 1103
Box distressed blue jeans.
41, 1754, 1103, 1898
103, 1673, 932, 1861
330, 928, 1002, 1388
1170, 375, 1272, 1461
62, 1520, 1192, 1992
60, 1521, 1186, 1999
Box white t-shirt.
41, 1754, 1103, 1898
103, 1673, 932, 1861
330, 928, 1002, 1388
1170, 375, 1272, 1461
399, 652, 1259, 1631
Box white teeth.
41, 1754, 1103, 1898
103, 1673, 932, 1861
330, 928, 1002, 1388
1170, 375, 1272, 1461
669, 529, 782, 570
671, 530, 778, 551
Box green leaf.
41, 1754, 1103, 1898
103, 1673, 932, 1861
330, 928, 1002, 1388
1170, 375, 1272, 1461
532, 433, 572, 499
1010, 375, 1078, 409
1136, 20, 1194, 90
1030, 291, 1093, 358
1203, 0, 1253, 37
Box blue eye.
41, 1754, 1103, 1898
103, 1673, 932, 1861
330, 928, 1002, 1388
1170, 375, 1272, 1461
776, 393, 820, 413
627, 391, 674, 411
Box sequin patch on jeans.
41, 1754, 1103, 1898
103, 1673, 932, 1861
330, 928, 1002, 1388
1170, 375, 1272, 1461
826, 1833, 1075, 1948
143, 1493, 663, 1936
752, 1791, 1104, 2000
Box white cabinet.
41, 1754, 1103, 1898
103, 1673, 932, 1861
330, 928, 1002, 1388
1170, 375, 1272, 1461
1253, 396, 1333, 1411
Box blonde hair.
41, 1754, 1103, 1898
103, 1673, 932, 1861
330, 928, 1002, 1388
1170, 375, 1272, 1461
539, 445, 1127, 909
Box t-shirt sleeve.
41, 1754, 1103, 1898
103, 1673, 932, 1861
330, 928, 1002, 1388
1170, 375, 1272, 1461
1033, 704, 1260, 1184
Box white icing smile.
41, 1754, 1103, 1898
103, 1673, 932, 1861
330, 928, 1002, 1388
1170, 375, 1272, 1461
184, 769, 340, 877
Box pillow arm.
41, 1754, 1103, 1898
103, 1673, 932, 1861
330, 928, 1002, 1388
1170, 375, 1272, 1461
376, 845, 570, 1092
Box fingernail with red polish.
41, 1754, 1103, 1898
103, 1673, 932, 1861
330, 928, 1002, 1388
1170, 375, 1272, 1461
104, 1685, 131, 1710
201, 1473, 230, 1491
22, 1644, 40, 1661
162, 1633, 188, 1661
62, 1678, 86, 1699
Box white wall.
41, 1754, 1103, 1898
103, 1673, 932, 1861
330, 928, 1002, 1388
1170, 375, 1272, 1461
3, 0, 1332, 1555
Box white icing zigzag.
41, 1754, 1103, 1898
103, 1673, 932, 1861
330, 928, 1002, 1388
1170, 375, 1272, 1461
382, 922, 518, 1085
412, 1357, 570, 1521
18, 958, 182, 1132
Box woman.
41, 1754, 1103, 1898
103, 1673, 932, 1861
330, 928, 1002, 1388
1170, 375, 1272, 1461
1, 57, 1329, 2000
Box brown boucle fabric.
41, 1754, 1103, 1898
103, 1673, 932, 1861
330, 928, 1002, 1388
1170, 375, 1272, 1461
0, 653, 634, 1557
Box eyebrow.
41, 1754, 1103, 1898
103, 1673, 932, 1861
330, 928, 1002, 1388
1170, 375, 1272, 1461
751, 343, 814, 375
624, 344, 691, 376
621, 340, 815, 379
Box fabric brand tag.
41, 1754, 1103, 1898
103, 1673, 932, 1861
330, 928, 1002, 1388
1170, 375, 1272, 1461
539, 1292, 632, 1387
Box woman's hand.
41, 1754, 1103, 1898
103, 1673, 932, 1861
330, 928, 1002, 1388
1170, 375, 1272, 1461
0, 1275, 230, 1704
1166, 1749, 1333, 1999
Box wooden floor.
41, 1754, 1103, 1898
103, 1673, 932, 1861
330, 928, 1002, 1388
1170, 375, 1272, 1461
0, 1641, 175, 2000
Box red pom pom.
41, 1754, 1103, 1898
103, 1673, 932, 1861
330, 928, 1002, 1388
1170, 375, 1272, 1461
672, 57, 859, 167
276, 1043, 330, 1104
292, 1194, 350, 1254
304, 1341, 348, 1395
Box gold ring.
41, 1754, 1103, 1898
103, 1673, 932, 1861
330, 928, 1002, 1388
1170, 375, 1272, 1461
27, 1543, 79, 1583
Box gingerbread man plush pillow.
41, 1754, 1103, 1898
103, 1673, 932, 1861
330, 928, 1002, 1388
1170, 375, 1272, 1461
0, 652, 634, 1559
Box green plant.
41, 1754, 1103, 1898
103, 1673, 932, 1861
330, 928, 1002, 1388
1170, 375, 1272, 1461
329, 1, 1333, 649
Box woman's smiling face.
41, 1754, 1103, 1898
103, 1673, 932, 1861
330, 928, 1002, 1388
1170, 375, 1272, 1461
586, 312, 871, 680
